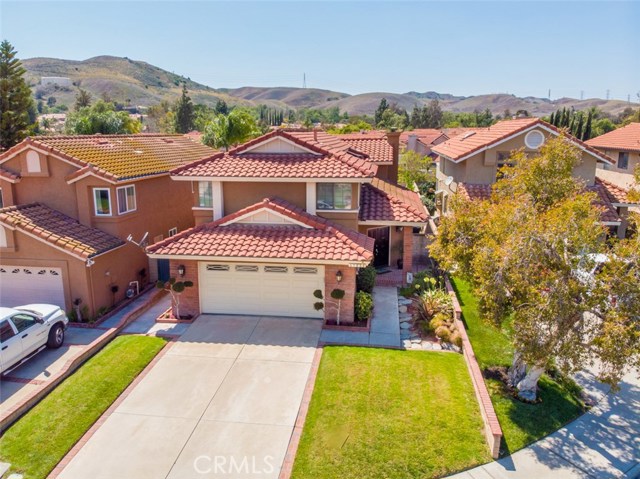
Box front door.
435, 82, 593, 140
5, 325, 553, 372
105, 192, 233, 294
367, 227, 390, 268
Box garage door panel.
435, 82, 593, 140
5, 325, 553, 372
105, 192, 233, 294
199, 263, 324, 318
0, 266, 66, 309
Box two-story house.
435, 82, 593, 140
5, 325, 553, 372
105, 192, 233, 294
400, 129, 449, 158
0, 135, 216, 317
586, 122, 640, 189
146, 129, 428, 324
431, 118, 638, 238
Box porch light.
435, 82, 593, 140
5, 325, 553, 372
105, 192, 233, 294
177, 264, 186, 277
335, 270, 343, 282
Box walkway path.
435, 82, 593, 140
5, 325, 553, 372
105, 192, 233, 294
448, 367, 640, 479
319, 286, 401, 347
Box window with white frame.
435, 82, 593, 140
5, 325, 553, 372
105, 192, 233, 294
198, 182, 213, 208
168, 227, 178, 237
117, 185, 136, 214
26, 151, 41, 173
93, 188, 111, 216
316, 183, 352, 210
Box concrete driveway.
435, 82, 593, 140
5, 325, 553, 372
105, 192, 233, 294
57, 315, 322, 479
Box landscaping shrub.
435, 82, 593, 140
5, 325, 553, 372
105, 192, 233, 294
399, 268, 445, 297
355, 291, 374, 322
356, 264, 377, 293
413, 288, 461, 345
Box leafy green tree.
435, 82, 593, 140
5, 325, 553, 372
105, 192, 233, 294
202, 108, 260, 149
174, 83, 194, 133
74, 88, 92, 110
65, 100, 142, 134
214, 99, 229, 115
432, 137, 640, 401
0, 40, 35, 149
398, 150, 434, 189
374, 98, 389, 126
146, 101, 175, 133
47, 96, 56, 107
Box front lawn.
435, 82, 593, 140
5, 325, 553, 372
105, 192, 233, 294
450, 277, 586, 455
0, 335, 167, 479
292, 347, 491, 479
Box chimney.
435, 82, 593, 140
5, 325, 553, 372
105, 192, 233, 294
313, 128, 318, 141
407, 134, 417, 152
385, 130, 401, 184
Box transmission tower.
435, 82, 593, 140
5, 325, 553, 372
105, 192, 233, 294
606, 89, 610, 100
303, 73, 307, 89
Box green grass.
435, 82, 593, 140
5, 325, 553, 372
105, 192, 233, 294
292, 347, 491, 479
0, 335, 167, 479
450, 277, 585, 455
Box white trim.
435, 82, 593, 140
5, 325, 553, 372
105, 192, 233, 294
66, 170, 118, 185
601, 221, 622, 226
147, 253, 368, 267
25, 151, 41, 173
220, 207, 312, 228
434, 123, 614, 165
116, 184, 137, 215
524, 130, 545, 150
212, 181, 223, 220
93, 187, 112, 216
192, 206, 215, 211
197, 181, 213, 208
168, 227, 178, 237
318, 209, 360, 214
0, 144, 62, 165
241, 136, 321, 155
306, 182, 316, 215
171, 176, 373, 184
66, 171, 169, 185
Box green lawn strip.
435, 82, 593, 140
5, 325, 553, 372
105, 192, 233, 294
292, 347, 491, 479
0, 335, 167, 479
450, 276, 585, 454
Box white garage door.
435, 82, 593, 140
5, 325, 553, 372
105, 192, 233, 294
199, 262, 325, 318
0, 266, 66, 308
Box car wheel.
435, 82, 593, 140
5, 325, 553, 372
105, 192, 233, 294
47, 324, 65, 348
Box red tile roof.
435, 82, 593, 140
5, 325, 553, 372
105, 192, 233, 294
432, 119, 613, 164
0, 166, 20, 182
594, 177, 635, 205
147, 197, 374, 263
337, 137, 393, 164
457, 181, 622, 224
334, 130, 387, 139
288, 130, 393, 164
0, 135, 217, 182
400, 129, 447, 146
360, 178, 429, 223
172, 130, 377, 179
586, 123, 640, 152
0, 203, 125, 259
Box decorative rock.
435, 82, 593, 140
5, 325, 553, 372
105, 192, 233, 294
398, 305, 408, 314
402, 339, 413, 349
421, 342, 433, 350
400, 322, 411, 330
401, 331, 411, 339
399, 314, 412, 322
411, 338, 421, 344
432, 343, 442, 350
398, 298, 412, 306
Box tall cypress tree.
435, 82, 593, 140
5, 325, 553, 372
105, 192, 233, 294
549, 112, 555, 126
0, 40, 35, 149
575, 113, 584, 140
174, 82, 194, 133
583, 110, 593, 140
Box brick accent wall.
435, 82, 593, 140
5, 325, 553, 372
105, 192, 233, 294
324, 265, 356, 323
402, 227, 413, 285
169, 260, 200, 319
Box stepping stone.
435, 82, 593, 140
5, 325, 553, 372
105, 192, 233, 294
399, 314, 412, 321
398, 298, 412, 305
0, 463, 10, 478
400, 322, 411, 330
7, 474, 24, 479
398, 305, 408, 314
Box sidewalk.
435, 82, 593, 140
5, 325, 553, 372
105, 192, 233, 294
319, 286, 401, 347
448, 367, 640, 479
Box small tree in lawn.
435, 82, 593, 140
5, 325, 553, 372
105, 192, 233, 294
156, 278, 194, 319
313, 288, 346, 324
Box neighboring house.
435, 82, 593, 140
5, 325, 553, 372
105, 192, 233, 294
586, 122, 640, 189
431, 118, 638, 238
400, 129, 449, 158
146, 129, 428, 324
0, 135, 217, 317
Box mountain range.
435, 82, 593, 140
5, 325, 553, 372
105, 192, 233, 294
24, 55, 636, 117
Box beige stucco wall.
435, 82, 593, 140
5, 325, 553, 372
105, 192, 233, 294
223, 181, 307, 215
598, 149, 640, 178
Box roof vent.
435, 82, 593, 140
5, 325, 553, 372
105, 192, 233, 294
95, 139, 111, 145
133, 150, 143, 154
162, 138, 174, 143
461, 132, 476, 140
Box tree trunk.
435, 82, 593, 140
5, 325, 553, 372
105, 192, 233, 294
508, 352, 526, 388
516, 365, 545, 402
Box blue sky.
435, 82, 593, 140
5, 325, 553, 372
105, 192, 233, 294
1, 1, 639, 101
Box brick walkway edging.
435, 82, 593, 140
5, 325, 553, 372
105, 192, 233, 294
0, 289, 168, 432
445, 277, 503, 459
47, 338, 176, 479
279, 347, 323, 479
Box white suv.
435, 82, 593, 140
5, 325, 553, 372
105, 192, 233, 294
0, 304, 69, 374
